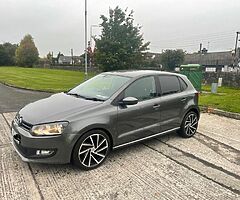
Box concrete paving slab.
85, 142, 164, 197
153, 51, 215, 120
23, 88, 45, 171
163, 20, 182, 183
153, 132, 240, 177
0, 146, 42, 200
0, 114, 10, 146
28, 144, 239, 200
145, 138, 240, 194
198, 113, 240, 150
2, 112, 16, 127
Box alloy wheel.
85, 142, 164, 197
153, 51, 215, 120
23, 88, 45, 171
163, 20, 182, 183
78, 134, 109, 168
184, 113, 198, 136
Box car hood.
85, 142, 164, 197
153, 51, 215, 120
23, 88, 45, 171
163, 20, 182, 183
19, 93, 102, 125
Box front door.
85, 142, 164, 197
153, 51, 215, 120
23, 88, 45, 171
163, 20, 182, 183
116, 76, 161, 146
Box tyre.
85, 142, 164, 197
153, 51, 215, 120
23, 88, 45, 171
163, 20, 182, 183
72, 130, 111, 170
178, 111, 199, 138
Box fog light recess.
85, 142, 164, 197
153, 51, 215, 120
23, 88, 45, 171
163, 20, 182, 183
36, 150, 54, 156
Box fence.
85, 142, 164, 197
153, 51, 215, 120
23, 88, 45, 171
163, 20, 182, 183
34, 64, 100, 73
203, 72, 240, 87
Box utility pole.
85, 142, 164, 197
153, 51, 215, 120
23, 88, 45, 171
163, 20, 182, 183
234, 32, 240, 67
199, 43, 202, 53
199, 43, 203, 65
84, 0, 88, 80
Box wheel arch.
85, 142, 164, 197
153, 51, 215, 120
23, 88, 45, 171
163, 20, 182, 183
181, 106, 200, 123
70, 126, 114, 163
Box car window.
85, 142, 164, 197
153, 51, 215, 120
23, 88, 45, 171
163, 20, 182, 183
158, 75, 181, 96
178, 77, 188, 91
124, 76, 157, 101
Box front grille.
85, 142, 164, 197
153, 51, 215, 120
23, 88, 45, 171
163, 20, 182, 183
15, 114, 33, 131
20, 120, 33, 131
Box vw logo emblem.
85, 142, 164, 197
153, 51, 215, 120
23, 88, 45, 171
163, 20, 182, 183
19, 117, 23, 125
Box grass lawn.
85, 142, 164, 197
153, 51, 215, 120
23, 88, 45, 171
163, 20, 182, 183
0, 66, 95, 93
200, 85, 240, 113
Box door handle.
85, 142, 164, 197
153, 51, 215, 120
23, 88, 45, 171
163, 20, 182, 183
153, 104, 161, 109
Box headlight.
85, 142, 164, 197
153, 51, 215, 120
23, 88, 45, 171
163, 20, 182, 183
31, 122, 69, 136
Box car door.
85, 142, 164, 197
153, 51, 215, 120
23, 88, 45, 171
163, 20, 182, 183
157, 75, 187, 132
116, 76, 161, 146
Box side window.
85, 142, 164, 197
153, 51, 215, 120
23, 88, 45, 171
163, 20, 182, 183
158, 75, 181, 96
178, 77, 188, 91
124, 76, 157, 101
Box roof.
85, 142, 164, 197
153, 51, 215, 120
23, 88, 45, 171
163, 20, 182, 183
104, 70, 180, 78
181, 64, 201, 67
184, 51, 234, 66
58, 55, 81, 62
58, 56, 72, 63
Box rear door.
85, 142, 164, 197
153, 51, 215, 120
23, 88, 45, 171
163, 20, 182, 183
116, 76, 161, 145
157, 75, 187, 132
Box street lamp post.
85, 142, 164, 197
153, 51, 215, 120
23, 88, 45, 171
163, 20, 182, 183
84, 0, 88, 80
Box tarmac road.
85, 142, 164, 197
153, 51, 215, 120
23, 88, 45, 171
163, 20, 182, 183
0, 83, 51, 113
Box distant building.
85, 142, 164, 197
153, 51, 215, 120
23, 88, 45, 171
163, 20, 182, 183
144, 52, 161, 60
184, 50, 239, 72
58, 55, 81, 65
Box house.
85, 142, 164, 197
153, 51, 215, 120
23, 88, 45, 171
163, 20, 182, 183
184, 50, 239, 72
58, 55, 81, 65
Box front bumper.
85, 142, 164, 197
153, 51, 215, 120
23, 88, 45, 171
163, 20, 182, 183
11, 120, 77, 164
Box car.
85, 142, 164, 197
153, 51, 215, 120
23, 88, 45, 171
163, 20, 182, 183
11, 70, 200, 170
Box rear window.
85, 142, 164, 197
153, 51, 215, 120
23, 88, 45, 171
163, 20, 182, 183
178, 77, 188, 91
158, 75, 181, 96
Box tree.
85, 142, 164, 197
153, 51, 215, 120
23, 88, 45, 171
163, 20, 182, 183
0, 42, 18, 66
46, 52, 53, 65
160, 49, 185, 71
15, 34, 39, 67
95, 7, 150, 71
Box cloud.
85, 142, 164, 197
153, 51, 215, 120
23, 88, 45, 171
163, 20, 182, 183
0, 0, 239, 56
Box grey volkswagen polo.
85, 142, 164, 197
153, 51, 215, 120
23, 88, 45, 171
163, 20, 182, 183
11, 70, 200, 170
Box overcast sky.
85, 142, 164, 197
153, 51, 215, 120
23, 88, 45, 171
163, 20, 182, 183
1, 0, 240, 56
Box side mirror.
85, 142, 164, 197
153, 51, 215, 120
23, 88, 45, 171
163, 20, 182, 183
120, 97, 138, 106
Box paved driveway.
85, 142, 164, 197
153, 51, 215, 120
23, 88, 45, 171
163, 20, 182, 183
0, 112, 239, 200
0, 83, 51, 113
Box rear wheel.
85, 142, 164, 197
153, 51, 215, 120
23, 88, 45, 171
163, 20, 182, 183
72, 130, 111, 170
178, 111, 198, 138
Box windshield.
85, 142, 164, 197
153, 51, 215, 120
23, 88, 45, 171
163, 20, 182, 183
68, 74, 130, 101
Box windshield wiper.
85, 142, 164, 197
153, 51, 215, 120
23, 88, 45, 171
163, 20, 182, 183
66, 93, 104, 102
85, 97, 105, 102
66, 93, 87, 99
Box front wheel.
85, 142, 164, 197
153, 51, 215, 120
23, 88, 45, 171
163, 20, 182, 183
72, 130, 111, 170
178, 111, 199, 138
